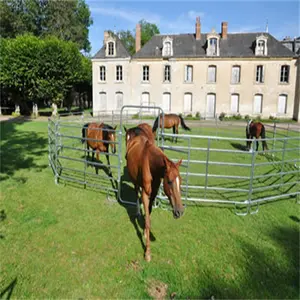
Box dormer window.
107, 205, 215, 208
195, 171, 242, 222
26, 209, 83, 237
162, 37, 173, 57
255, 35, 268, 56
108, 42, 114, 55
206, 30, 220, 56
210, 38, 217, 55
105, 38, 116, 57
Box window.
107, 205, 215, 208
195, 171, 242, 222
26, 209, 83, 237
185, 65, 193, 82
143, 66, 149, 81
256, 65, 264, 83
208, 65, 217, 83
257, 40, 265, 55
164, 65, 171, 82
184, 93, 192, 112
231, 94, 239, 113
231, 66, 241, 84
206, 93, 216, 117
99, 92, 107, 111
253, 94, 263, 114
108, 42, 114, 55
141, 92, 150, 111
210, 38, 218, 56
99, 66, 106, 81
115, 92, 123, 110
165, 42, 171, 56
116, 65, 123, 81
280, 65, 289, 83
278, 94, 287, 114
162, 93, 171, 111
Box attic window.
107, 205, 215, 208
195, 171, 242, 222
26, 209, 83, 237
108, 42, 114, 55
255, 35, 268, 56
210, 38, 217, 55
206, 32, 220, 56
162, 37, 173, 57
106, 39, 116, 57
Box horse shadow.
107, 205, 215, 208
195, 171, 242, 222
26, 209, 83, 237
111, 166, 156, 252
230, 142, 248, 151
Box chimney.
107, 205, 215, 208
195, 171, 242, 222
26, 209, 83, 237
136, 23, 141, 53
195, 17, 201, 40
103, 31, 110, 45
221, 22, 228, 39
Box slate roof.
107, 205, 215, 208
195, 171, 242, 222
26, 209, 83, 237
133, 32, 295, 59
93, 36, 130, 59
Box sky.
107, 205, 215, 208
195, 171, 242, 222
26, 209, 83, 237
86, 0, 300, 55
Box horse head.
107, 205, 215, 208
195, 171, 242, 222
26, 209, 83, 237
162, 157, 184, 219
108, 125, 117, 154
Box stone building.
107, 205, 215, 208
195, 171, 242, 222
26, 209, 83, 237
92, 18, 298, 120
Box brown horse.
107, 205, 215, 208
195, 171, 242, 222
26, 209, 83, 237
126, 134, 184, 261
124, 123, 155, 148
246, 120, 268, 151
152, 114, 191, 143
81, 122, 117, 174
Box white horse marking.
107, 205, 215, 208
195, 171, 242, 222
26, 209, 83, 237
175, 176, 180, 193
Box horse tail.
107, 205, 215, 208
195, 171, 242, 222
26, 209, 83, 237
179, 115, 191, 131
260, 124, 269, 150
82, 123, 90, 144
152, 116, 159, 132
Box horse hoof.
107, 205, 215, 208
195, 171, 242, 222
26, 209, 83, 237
145, 253, 151, 262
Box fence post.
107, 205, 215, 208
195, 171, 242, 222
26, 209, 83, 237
272, 122, 277, 151
280, 137, 288, 191
204, 138, 211, 200
247, 140, 256, 214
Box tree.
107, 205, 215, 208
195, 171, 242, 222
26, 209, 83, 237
112, 20, 160, 55
0, 0, 93, 52
0, 35, 91, 114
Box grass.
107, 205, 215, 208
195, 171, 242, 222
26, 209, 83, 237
0, 119, 299, 299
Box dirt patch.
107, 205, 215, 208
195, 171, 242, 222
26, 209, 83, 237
147, 279, 168, 299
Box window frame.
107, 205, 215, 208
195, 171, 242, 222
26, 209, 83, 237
164, 65, 171, 82
255, 65, 264, 83
142, 65, 150, 82
99, 66, 106, 82
185, 65, 193, 83
231, 65, 241, 84
108, 41, 114, 56
207, 65, 217, 83
280, 65, 290, 83
116, 65, 123, 82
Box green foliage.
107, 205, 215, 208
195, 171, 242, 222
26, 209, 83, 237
11, 111, 20, 117
139, 19, 160, 47
112, 20, 160, 55
195, 112, 201, 118
0, 34, 91, 106
0, 0, 93, 52
219, 112, 226, 121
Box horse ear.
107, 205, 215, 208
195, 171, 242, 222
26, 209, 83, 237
163, 156, 170, 172
114, 125, 117, 130
176, 159, 183, 167
123, 126, 127, 132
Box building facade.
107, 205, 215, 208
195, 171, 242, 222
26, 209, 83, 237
92, 19, 299, 120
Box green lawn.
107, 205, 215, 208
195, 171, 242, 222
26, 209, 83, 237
0, 119, 299, 299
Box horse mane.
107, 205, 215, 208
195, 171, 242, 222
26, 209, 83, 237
101, 123, 114, 141
246, 119, 253, 135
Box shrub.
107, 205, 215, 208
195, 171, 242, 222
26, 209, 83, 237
195, 112, 201, 119
11, 112, 20, 117
219, 112, 226, 121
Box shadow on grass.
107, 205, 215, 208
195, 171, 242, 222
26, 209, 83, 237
190, 225, 299, 299
0, 278, 17, 299
230, 142, 248, 151
0, 119, 48, 181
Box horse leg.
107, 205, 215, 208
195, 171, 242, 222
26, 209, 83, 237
105, 153, 112, 177
172, 126, 175, 143
149, 178, 161, 215
175, 125, 179, 143
135, 184, 141, 217
142, 189, 151, 262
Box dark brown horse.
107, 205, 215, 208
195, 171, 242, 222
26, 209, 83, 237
152, 114, 191, 142
124, 123, 155, 148
126, 134, 184, 261
246, 120, 268, 152
82, 122, 117, 174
